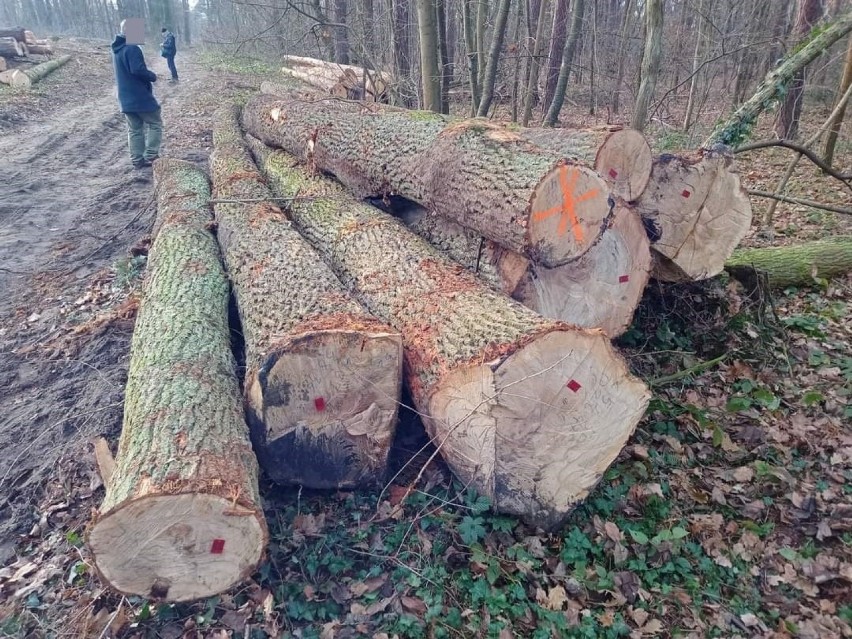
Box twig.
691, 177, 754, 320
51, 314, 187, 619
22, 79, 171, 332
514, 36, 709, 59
745, 190, 852, 215
649, 354, 728, 387
734, 139, 852, 185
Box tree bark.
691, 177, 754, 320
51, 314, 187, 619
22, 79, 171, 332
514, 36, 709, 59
630, 0, 662, 132
463, 0, 482, 113
521, 0, 549, 125
417, 0, 442, 111
400, 201, 651, 337
519, 126, 652, 201
682, 0, 705, 131
476, 0, 512, 116
636, 149, 753, 282
774, 0, 824, 140
334, 0, 351, 64
543, 0, 568, 110
243, 93, 612, 268
88, 159, 267, 603
0, 36, 23, 57
725, 237, 852, 289
476, 0, 489, 81
0, 27, 27, 42
2, 54, 71, 88
210, 105, 403, 489
247, 137, 650, 530
436, 0, 451, 113
543, 0, 584, 125
705, 10, 852, 148
823, 33, 852, 166
610, 0, 632, 115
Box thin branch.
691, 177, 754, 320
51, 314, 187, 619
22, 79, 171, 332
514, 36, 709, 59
735, 139, 852, 185
746, 190, 852, 216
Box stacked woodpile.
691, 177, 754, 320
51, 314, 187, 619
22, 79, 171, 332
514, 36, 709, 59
281, 55, 391, 102
0, 27, 65, 88
88, 87, 757, 602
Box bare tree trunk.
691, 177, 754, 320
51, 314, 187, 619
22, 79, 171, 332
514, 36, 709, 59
610, 0, 632, 115
588, 0, 596, 114
418, 0, 443, 111
334, 0, 351, 63
391, 0, 414, 106
775, 0, 824, 139
476, 0, 489, 81
682, 0, 705, 131
543, 0, 585, 125
437, 0, 451, 113
476, 0, 512, 116
630, 0, 663, 132
521, 0, 549, 125
510, 0, 525, 120
543, 0, 569, 110
823, 33, 852, 166
463, 0, 482, 113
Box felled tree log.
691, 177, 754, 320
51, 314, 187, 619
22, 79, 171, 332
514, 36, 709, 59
399, 202, 651, 338
210, 105, 403, 489
2, 54, 71, 87
242, 93, 613, 269
0, 69, 26, 85
0, 28, 26, 43
247, 136, 650, 530
0, 56, 6, 72
635, 148, 752, 282
519, 127, 652, 202
23, 30, 36, 45
0, 37, 23, 57
88, 159, 267, 602
282, 54, 390, 101
725, 237, 852, 289
27, 43, 52, 55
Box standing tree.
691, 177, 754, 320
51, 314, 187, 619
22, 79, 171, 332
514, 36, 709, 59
823, 33, 852, 165
543, 0, 585, 125
543, 0, 569, 109
418, 0, 443, 111
630, 0, 663, 132
334, 0, 350, 63
390, 0, 414, 106
610, 0, 632, 115
463, 0, 482, 112
521, 0, 549, 125
476, 0, 512, 116
775, 0, 824, 139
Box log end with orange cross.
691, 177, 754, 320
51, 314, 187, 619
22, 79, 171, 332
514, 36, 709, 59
526, 160, 613, 268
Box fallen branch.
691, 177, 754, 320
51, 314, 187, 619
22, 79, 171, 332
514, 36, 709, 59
735, 139, 852, 185
746, 190, 852, 216
649, 354, 728, 387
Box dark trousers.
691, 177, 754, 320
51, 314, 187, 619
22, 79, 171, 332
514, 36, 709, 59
165, 55, 178, 80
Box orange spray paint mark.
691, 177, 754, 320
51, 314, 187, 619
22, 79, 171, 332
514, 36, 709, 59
532, 166, 600, 243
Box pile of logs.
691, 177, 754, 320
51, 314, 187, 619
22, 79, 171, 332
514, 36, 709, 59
87, 82, 764, 602
281, 55, 391, 102
0, 26, 65, 88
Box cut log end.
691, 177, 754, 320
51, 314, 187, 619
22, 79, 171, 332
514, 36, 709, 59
427, 329, 650, 530
527, 163, 611, 266
595, 129, 653, 202
89, 493, 266, 602
518, 203, 652, 337
247, 328, 403, 488
0, 68, 31, 88
639, 151, 753, 282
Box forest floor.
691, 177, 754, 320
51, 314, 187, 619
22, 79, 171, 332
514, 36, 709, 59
0, 38, 850, 639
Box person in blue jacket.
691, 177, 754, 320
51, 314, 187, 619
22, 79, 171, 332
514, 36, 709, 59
160, 27, 178, 82
111, 20, 161, 169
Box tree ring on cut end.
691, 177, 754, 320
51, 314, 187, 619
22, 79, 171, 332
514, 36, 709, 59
89, 493, 266, 602
595, 129, 653, 202
527, 163, 611, 267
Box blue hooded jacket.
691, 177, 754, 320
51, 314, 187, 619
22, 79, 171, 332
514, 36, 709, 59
111, 34, 159, 113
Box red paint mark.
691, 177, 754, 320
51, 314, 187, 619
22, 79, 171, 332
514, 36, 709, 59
314, 397, 326, 412
619, 274, 630, 283
608, 168, 618, 179
531, 166, 600, 243
566, 379, 582, 393
211, 539, 225, 554
681, 189, 691, 198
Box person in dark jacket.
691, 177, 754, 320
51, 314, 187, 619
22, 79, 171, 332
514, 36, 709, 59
112, 21, 161, 169
160, 27, 178, 82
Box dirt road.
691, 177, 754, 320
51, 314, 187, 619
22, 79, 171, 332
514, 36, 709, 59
0, 39, 248, 558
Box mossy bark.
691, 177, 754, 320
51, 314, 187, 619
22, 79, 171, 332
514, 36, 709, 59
210, 105, 402, 489
242, 92, 611, 268
725, 237, 852, 289
247, 136, 650, 529
89, 159, 266, 602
